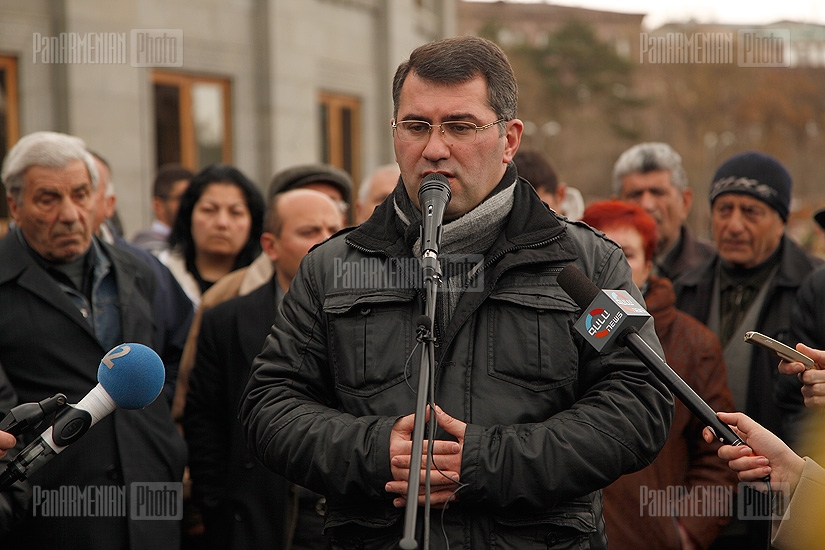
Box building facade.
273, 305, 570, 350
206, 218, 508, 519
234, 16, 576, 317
0, 0, 456, 236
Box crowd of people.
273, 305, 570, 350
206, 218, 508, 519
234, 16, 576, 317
1, 34, 825, 550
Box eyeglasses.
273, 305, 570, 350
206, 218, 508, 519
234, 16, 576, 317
392, 119, 506, 144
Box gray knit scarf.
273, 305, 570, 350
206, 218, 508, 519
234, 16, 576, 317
393, 170, 517, 327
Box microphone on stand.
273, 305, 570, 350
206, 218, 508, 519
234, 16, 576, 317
418, 173, 451, 281
0, 343, 165, 491
400, 174, 452, 550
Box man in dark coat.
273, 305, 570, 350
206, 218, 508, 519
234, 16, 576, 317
673, 151, 823, 549
673, 152, 822, 442
241, 36, 673, 549
184, 188, 342, 549
0, 131, 187, 549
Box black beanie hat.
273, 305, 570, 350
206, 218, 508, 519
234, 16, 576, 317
709, 151, 791, 222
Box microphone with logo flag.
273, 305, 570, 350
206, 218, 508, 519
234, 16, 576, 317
557, 264, 744, 446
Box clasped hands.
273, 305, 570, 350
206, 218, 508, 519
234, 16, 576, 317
386, 405, 465, 508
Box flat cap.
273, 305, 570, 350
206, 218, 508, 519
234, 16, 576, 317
268, 163, 353, 203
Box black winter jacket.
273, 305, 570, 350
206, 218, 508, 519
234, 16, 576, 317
241, 177, 674, 549
674, 236, 822, 446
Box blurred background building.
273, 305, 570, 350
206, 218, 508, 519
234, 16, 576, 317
0, 0, 456, 237
1, 0, 824, 255
459, 1, 825, 254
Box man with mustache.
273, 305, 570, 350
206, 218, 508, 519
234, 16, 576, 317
673, 151, 823, 549
612, 142, 715, 282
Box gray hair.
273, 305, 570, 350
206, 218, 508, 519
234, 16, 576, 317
392, 36, 518, 134
612, 142, 687, 196
2, 131, 98, 205
358, 164, 400, 203
89, 150, 115, 198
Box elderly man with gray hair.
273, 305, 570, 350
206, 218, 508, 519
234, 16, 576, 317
355, 164, 400, 224
613, 142, 715, 281
0, 131, 186, 549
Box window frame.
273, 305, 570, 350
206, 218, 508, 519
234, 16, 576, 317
152, 71, 233, 170
319, 91, 361, 186
0, 55, 20, 163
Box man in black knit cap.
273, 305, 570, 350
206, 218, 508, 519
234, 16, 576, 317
674, 151, 823, 549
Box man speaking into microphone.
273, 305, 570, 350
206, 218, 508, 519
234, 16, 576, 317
242, 35, 673, 549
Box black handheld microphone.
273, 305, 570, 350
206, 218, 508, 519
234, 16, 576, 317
557, 264, 745, 446
418, 173, 451, 280
0, 343, 165, 491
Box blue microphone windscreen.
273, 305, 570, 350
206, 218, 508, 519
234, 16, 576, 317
97, 343, 165, 409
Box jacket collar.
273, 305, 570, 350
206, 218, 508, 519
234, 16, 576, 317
0, 229, 148, 344
677, 234, 820, 289
0, 230, 99, 337
346, 175, 573, 265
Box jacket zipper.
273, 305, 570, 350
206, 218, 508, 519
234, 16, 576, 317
469, 231, 567, 286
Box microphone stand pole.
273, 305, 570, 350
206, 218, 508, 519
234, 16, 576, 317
400, 250, 442, 550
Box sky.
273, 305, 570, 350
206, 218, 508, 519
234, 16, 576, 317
470, 0, 825, 29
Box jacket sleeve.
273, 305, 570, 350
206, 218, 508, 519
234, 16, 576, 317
240, 253, 396, 501
783, 268, 823, 446
771, 457, 825, 550
790, 267, 825, 361
454, 251, 675, 509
